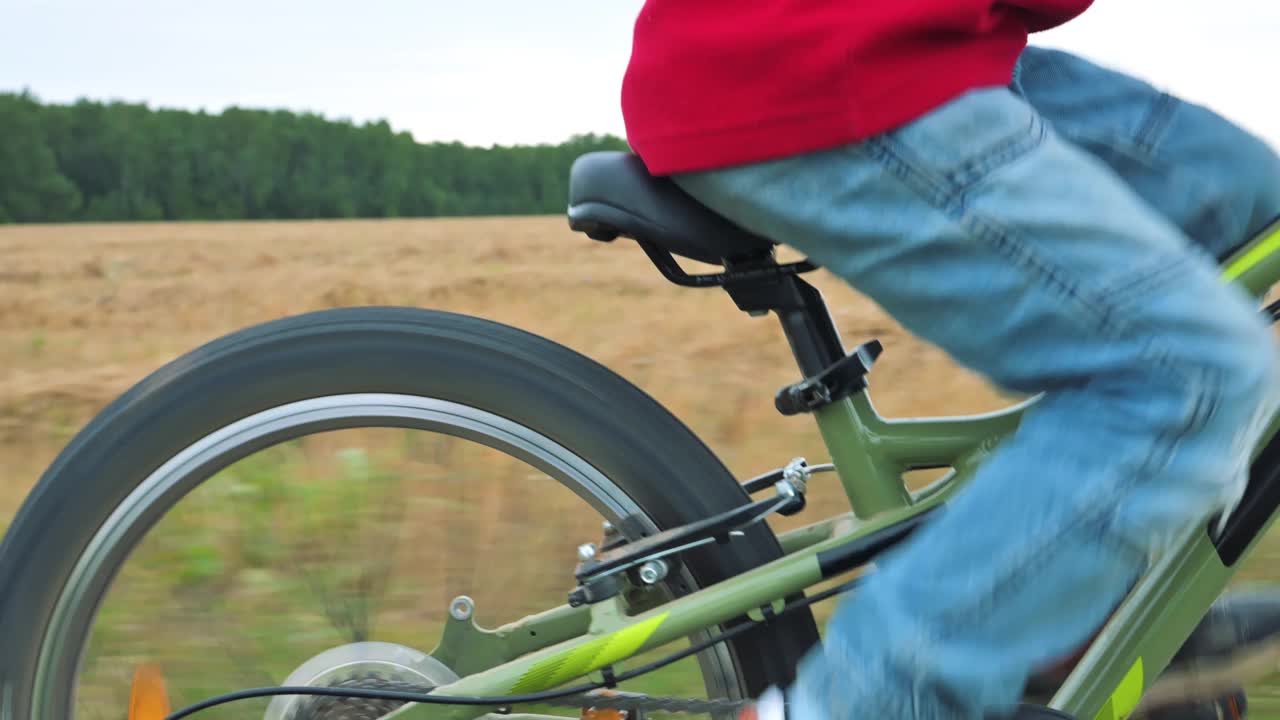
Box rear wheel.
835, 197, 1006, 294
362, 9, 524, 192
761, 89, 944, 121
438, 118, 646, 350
0, 307, 819, 719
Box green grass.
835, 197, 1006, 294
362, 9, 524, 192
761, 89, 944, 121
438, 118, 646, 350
76, 428, 725, 719
69, 425, 1280, 719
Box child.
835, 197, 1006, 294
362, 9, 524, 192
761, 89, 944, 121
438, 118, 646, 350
621, 2, 1280, 719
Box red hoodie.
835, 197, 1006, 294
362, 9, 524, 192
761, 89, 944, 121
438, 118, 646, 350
621, 1, 1094, 175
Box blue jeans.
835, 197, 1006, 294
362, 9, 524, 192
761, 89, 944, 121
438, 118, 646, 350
673, 48, 1280, 720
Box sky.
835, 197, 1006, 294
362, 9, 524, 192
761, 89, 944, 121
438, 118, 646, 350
2, 0, 1277, 149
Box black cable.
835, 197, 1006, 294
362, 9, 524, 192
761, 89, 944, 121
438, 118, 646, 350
164, 682, 604, 720
164, 576, 864, 720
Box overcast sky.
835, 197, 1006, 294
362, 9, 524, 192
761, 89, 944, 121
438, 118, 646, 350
3, 1, 1277, 149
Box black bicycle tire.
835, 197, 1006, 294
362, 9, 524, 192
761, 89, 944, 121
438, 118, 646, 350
0, 306, 820, 719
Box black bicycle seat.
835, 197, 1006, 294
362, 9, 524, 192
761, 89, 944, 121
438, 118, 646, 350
567, 151, 775, 265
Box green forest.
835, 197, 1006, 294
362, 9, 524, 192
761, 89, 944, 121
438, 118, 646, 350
0, 92, 630, 224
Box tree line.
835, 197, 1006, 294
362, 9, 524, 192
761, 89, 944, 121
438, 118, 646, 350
0, 91, 630, 224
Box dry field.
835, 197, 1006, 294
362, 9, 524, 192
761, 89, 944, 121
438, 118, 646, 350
2, 218, 1280, 717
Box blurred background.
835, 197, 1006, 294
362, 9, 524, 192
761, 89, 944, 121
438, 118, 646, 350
2, 1, 1279, 718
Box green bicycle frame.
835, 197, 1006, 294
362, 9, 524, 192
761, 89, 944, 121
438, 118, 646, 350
396, 217, 1280, 720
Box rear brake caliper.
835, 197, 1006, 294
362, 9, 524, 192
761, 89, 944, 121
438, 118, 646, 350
568, 460, 812, 607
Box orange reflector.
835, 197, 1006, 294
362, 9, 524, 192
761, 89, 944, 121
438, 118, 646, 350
129, 664, 171, 720
581, 690, 628, 720
582, 706, 629, 720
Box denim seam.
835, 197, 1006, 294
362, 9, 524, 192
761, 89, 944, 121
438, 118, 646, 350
1072, 132, 1162, 171
965, 211, 1136, 337
1133, 92, 1179, 155
852, 136, 953, 208
862, 127, 1117, 340
1058, 92, 1177, 164
962, 214, 1224, 481
927, 392, 1192, 627
1075, 131, 1238, 256
917, 355, 1219, 630
857, 134, 1093, 334
855, 112, 1049, 208
945, 113, 1048, 195
931, 510, 1145, 632
1088, 248, 1198, 314
968, 208, 1221, 383
1046, 91, 1177, 175
923, 396, 1214, 630
848, 122, 1224, 628
864, 123, 1207, 387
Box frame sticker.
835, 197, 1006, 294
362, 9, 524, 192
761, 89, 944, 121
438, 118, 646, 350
1223, 222, 1280, 280
510, 613, 670, 694
1092, 658, 1144, 720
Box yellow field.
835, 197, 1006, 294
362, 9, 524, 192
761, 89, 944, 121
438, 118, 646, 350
0, 217, 1008, 527
3, 218, 1280, 717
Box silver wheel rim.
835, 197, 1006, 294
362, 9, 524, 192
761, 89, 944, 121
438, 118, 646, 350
32, 393, 742, 717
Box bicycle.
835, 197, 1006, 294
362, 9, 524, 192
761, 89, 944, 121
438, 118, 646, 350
2, 150, 1280, 720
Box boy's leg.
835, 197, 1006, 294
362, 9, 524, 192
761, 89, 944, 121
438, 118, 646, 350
1014, 46, 1280, 258
673, 88, 1279, 720
1014, 47, 1280, 710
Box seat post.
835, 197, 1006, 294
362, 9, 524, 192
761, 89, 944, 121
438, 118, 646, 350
774, 278, 847, 378
723, 273, 845, 378
724, 262, 910, 516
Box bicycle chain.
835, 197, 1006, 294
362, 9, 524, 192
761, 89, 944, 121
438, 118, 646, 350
288, 676, 749, 720
549, 690, 750, 716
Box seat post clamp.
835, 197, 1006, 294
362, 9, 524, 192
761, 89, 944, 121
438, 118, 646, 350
775, 340, 883, 416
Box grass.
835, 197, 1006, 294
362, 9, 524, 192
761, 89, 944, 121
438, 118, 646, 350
3, 217, 1280, 718
73, 430, 717, 719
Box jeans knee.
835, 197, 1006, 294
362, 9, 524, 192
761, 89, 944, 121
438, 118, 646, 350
1164, 103, 1280, 249
1210, 310, 1279, 426
1135, 309, 1278, 526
